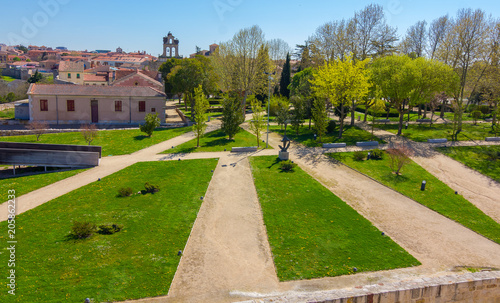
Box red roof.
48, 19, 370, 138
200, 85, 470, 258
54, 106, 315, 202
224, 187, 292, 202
84, 74, 108, 82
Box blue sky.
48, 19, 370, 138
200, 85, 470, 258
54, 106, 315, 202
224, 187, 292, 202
1, 0, 498, 57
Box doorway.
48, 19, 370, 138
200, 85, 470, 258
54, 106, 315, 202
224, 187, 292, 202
91, 100, 98, 123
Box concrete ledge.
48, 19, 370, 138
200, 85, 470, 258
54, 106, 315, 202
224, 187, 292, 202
486, 137, 500, 142
428, 138, 447, 143
376, 119, 390, 123
356, 141, 379, 147
417, 119, 432, 123
231, 146, 258, 153
323, 143, 347, 148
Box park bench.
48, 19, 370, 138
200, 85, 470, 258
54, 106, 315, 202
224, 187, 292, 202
485, 137, 500, 142
231, 146, 258, 152
427, 138, 447, 143
322, 143, 347, 148
417, 119, 432, 123
356, 141, 379, 147
376, 119, 390, 123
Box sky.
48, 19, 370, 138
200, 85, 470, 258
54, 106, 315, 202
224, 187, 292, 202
1, 0, 499, 57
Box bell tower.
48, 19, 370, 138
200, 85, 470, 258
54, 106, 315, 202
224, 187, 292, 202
161, 32, 181, 60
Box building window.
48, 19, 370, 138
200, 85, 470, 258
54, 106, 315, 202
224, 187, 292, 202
151, 107, 156, 113
76, 73, 80, 79
67, 100, 75, 111
67, 73, 71, 79
134, 82, 139, 86
115, 100, 122, 112
40, 99, 48, 111
138, 101, 145, 112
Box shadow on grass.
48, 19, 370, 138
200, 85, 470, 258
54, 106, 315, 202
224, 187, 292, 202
133, 135, 150, 141
267, 157, 281, 169
380, 172, 410, 185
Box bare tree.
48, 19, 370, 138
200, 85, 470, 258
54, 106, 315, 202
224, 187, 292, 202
27, 121, 49, 141
400, 20, 428, 57
387, 144, 413, 175
80, 124, 98, 145
428, 15, 450, 59
353, 3, 386, 60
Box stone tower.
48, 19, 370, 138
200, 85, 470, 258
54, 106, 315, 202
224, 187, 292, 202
162, 32, 181, 59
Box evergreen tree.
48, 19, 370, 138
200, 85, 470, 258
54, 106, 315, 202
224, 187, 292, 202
279, 53, 291, 98
192, 85, 210, 147
27, 70, 43, 83
221, 96, 244, 140
312, 98, 328, 143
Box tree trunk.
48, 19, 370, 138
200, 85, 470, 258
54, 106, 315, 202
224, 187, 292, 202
397, 103, 404, 136
339, 102, 345, 139
492, 100, 498, 136
184, 93, 188, 112
364, 110, 368, 122
418, 104, 422, 117
242, 91, 248, 116
423, 103, 428, 118
440, 99, 446, 118
350, 100, 355, 126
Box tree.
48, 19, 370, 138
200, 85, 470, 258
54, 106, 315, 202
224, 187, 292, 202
13, 57, 20, 62
140, 113, 160, 137
80, 124, 98, 145
192, 85, 210, 147
428, 15, 450, 59
211, 25, 268, 113
17, 45, 28, 53
27, 70, 43, 83
399, 20, 428, 57
311, 55, 371, 138
27, 121, 49, 141
370, 55, 416, 136
221, 95, 244, 140
275, 97, 290, 130
312, 98, 328, 143
290, 96, 305, 135
370, 98, 386, 140
249, 99, 265, 148
159, 58, 183, 98
279, 53, 291, 98
289, 67, 314, 129
387, 145, 413, 175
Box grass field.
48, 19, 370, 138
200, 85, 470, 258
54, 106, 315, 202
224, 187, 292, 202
270, 125, 386, 147
0, 127, 191, 156
163, 128, 269, 153
250, 156, 420, 281
0, 75, 16, 82
0, 168, 87, 199
373, 122, 495, 142
0, 108, 15, 119
436, 145, 500, 182
328, 151, 500, 244
0, 159, 218, 302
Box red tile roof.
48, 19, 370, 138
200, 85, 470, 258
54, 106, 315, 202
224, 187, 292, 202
59, 61, 84, 72
28, 84, 166, 97
84, 74, 108, 82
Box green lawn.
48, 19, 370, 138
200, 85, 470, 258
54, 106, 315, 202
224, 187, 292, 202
0, 108, 15, 119
1, 168, 87, 199
0, 75, 16, 82
373, 122, 496, 142
163, 128, 269, 153
436, 145, 500, 182
328, 151, 500, 244
271, 125, 386, 147
0, 127, 191, 156
249, 156, 420, 281
0, 159, 218, 302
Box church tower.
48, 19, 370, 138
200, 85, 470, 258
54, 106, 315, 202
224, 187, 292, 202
159, 32, 182, 62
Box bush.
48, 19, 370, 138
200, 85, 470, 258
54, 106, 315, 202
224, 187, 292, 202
144, 182, 160, 194
118, 187, 134, 197
279, 160, 297, 172
140, 113, 160, 137
471, 110, 482, 124
71, 221, 97, 239
353, 151, 366, 161
485, 149, 500, 161
98, 224, 123, 235
370, 149, 384, 160
326, 120, 337, 133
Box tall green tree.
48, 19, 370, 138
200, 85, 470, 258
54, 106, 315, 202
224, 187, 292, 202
290, 96, 305, 135
311, 55, 371, 138
221, 95, 244, 140
289, 67, 314, 129
279, 53, 291, 98
192, 85, 210, 147
312, 98, 328, 143
249, 99, 265, 148
27, 70, 43, 83
159, 58, 183, 98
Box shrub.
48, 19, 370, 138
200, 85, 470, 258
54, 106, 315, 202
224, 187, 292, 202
140, 113, 160, 137
353, 151, 366, 161
144, 182, 160, 194
370, 149, 384, 160
118, 187, 134, 197
279, 160, 297, 172
326, 120, 337, 134
485, 149, 500, 161
386, 145, 413, 175
471, 110, 482, 124
98, 224, 123, 235
80, 123, 98, 145
71, 221, 97, 239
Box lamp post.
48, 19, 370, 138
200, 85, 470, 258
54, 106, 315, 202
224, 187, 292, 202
264, 72, 274, 148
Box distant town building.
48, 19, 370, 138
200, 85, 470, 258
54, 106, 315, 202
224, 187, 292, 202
95, 50, 111, 54
56, 46, 68, 51
189, 43, 218, 58
58, 61, 85, 85
116, 47, 123, 53
0, 51, 8, 63
159, 32, 182, 62
28, 84, 167, 124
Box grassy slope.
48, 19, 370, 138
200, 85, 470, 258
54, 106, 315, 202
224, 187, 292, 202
436, 145, 500, 182
0, 159, 218, 302
250, 156, 419, 281
0, 108, 15, 119
0, 168, 87, 199
270, 125, 385, 147
373, 123, 495, 142
329, 152, 500, 244
0, 127, 191, 156
163, 128, 269, 153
